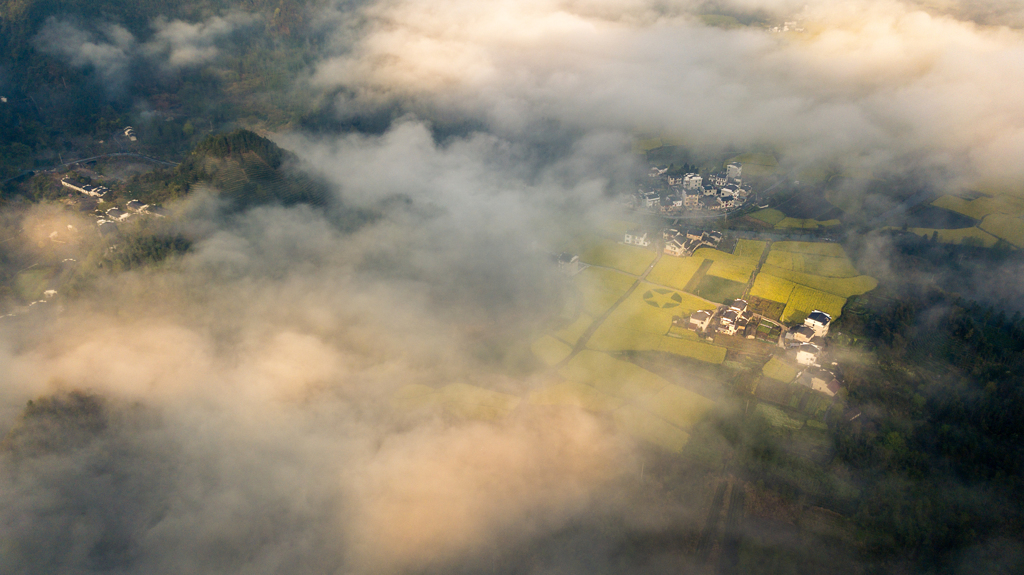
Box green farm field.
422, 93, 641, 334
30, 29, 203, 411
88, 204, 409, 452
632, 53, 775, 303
692, 248, 758, 275
980, 214, 1024, 247
782, 285, 847, 323
932, 194, 1024, 220
775, 217, 841, 229
647, 256, 707, 290
733, 239, 768, 260
765, 250, 860, 277
391, 383, 521, 420
905, 226, 1000, 247
614, 405, 690, 452
552, 313, 594, 346
691, 274, 746, 303
559, 350, 669, 399
578, 239, 656, 275
748, 208, 786, 226
573, 267, 635, 316
762, 356, 798, 383
531, 335, 573, 366
706, 260, 753, 284
527, 380, 624, 412
633, 383, 717, 430
771, 241, 848, 257
758, 265, 878, 298
749, 273, 796, 304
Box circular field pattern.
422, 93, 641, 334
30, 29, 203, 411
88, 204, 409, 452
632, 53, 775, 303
643, 288, 683, 308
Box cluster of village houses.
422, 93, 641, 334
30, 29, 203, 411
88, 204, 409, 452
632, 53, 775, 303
633, 162, 753, 214
60, 177, 169, 235
682, 300, 841, 397
625, 227, 724, 257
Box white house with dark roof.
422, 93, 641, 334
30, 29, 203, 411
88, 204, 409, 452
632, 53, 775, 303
688, 310, 713, 331
801, 366, 840, 396
683, 173, 703, 190
786, 324, 816, 344
556, 253, 579, 275
804, 310, 832, 337
624, 229, 651, 247
796, 343, 821, 366
727, 162, 742, 182
664, 238, 686, 257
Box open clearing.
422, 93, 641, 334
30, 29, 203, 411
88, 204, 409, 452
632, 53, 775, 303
733, 239, 768, 260
578, 240, 657, 275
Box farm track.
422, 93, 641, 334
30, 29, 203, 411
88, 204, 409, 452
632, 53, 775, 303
696, 481, 728, 561
742, 239, 773, 300
683, 259, 714, 293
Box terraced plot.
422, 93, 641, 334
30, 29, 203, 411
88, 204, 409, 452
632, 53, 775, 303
633, 384, 717, 430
